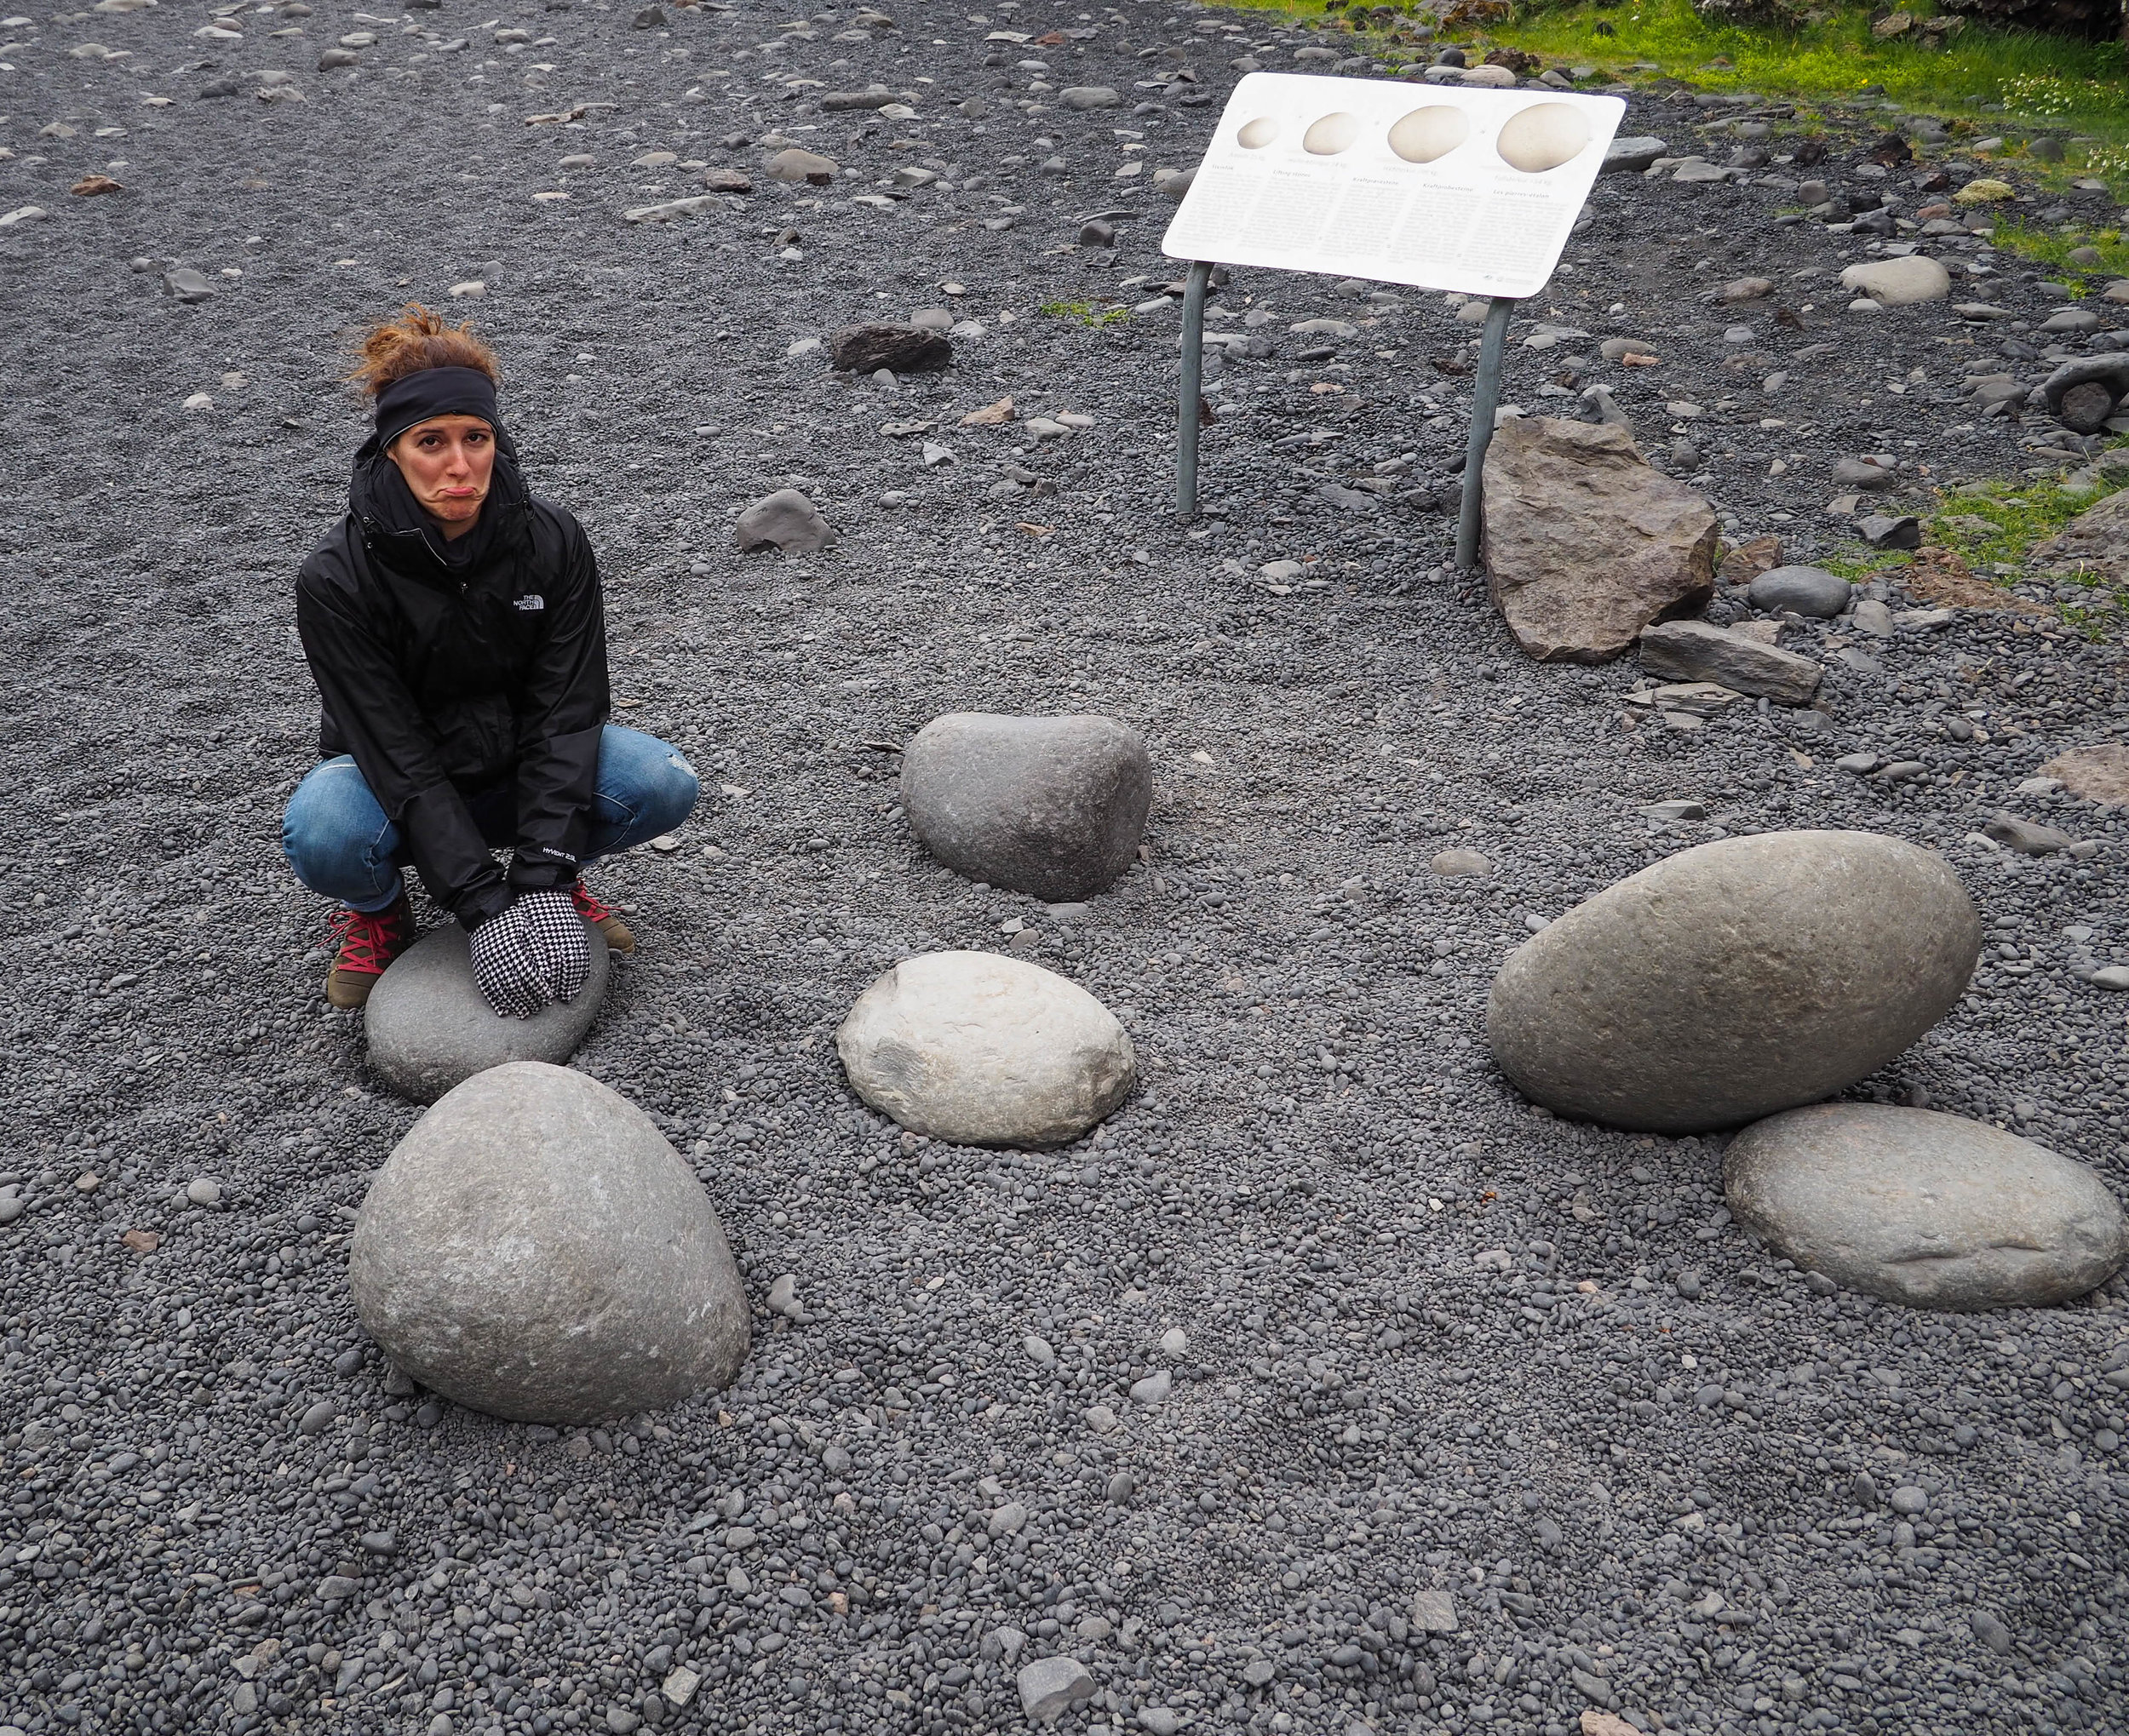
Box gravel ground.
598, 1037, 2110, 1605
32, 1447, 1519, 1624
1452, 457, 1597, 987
4, 3, 2129, 1735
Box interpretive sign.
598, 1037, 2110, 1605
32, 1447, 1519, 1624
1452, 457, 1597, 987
1157, 72, 1626, 560
1162, 73, 1627, 301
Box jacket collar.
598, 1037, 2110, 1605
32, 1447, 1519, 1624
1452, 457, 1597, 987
348, 427, 531, 582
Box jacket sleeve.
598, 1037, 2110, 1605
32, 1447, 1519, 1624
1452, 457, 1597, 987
296, 555, 514, 930
506, 511, 611, 893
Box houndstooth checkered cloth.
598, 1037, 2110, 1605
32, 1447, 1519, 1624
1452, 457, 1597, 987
468, 890, 590, 1020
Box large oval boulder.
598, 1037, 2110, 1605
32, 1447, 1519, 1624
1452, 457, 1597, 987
349, 1062, 749, 1423
900, 712, 1153, 900
1487, 831, 1981, 1133
1724, 1103, 2129, 1310
364, 922, 610, 1104
837, 950, 1134, 1148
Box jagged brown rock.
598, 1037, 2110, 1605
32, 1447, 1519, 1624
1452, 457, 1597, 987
1480, 417, 1717, 662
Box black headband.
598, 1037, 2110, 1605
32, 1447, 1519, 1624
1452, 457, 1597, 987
374, 365, 500, 450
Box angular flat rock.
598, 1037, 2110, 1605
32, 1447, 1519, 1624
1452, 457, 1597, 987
837, 950, 1134, 1149
1858, 513, 1922, 550
2038, 743, 2129, 806
1724, 1103, 2129, 1310
1487, 831, 1982, 1133
1638, 619, 1823, 705
1481, 417, 1717, 663
2029, 489, 2129, 584
349, 1063, 749, 1421
1017, 1655, 1095, 1722
829, 322, 952, 375
1603, 135, 1668, 173
1983, 810, 2074, 856
735, 487, 833, 553
364, 922, 609, 1105
900, 712, 1151, 900
1838, 255, 1951, 306
1747, 564, 1852, 619
764, 146, 837, 183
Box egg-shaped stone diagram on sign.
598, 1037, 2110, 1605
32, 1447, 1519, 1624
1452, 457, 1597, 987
1303, 112, 1360, 156
1388, 105, 1470, 165
1495, 102, 1592, 173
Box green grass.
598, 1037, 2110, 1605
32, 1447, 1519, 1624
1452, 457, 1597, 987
1987, 220, 2129, 289
1039, 300, 1130, 327
1213, 0, 2129, 193
1816, 549, 1910, 580
1931, 473, 2123, 570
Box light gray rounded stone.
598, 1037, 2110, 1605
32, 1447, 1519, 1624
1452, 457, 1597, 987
364, 921, 610, 1105
1487, 831, 1981, 1133
1839, 255, 1951, 307
1747, 564, 1853, 619
1724, 1103, 2129, 1310
900, 712, 1153, 901
349, 1062, 749, 1423
837, 950, 1135, 1148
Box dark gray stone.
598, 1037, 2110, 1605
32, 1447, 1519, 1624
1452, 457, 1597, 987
1858, 513, 1922, 550
2040, 355, 2129, 421
349, 1062, 750, 1423
900, 712, 1152, 899
1638, 619, 1823, 704
1831, 456, 1898, 491
364, 922, 610, 1105
1983, 810, 2075, 855
829, 322, 953, 375
2060, 381, 2119, 435
1488, 831, 1982, 1133
1747, 564, 1853, 619
1724, 1103, 2129, 1309
1603, 136, 1669, 174
164, 266, 217, 302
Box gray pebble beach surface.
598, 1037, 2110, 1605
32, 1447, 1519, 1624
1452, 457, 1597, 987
3, 3, 2129, 1734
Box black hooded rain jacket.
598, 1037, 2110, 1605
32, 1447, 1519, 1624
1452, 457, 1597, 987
295, 430, 609, 930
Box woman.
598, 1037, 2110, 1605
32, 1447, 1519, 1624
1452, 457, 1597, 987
282, 306, 698, 1017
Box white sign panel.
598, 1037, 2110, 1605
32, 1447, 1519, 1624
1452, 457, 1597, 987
1162, 73, 1626, 301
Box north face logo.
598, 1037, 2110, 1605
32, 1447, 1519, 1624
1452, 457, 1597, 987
514, 595, 545, 611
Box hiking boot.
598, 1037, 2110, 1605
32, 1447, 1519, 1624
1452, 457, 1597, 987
572, 878, 635, 954
324, 893, 413, 1009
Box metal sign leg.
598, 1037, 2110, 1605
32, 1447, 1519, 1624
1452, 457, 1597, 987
1175, 259, 1214, 519
1455, 295, 1518, 571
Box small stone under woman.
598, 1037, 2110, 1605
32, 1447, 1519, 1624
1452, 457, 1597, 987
281, 305, 698, 1015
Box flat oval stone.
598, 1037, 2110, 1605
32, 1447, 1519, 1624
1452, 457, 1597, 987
1747, 564, 1853, 619
349, 1062, 749, 1422
1487, 831, 1981, 1133
837, 950, 1134, 1148
1725, 1103, 2129, 1309
364, 921, 609, 1104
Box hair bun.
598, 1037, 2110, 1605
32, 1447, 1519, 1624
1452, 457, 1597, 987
350, 303, 501, 398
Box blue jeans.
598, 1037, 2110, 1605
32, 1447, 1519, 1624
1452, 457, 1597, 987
282, 725, 699, 912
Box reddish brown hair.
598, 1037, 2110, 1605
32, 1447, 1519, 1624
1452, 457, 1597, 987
348, 303, 501, 398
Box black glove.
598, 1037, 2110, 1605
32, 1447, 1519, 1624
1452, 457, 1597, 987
468, 891, 589, 1020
